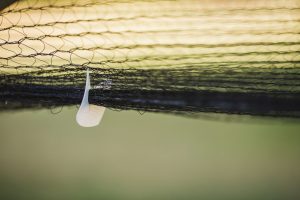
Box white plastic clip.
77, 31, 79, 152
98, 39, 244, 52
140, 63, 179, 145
76, 69, 106, 127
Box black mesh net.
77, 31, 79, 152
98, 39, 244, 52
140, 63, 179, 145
0, 0, 300, 118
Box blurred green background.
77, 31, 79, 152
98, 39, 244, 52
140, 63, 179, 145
0, 108, 300, 200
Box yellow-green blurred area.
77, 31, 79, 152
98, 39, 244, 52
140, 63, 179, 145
1, 0, 300, 74
0, 109, 300, 200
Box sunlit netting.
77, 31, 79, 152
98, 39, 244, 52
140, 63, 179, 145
0, 0, 300, 117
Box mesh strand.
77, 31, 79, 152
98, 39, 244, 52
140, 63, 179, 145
0, 0, 300, 117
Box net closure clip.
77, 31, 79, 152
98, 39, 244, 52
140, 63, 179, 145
76, 69, 106, 127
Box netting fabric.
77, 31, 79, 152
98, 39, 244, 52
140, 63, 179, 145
0, 0, 300, 117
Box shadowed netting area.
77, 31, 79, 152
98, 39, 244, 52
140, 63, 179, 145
0, 0, 300, 118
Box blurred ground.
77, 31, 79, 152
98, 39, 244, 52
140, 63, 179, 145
0, 108, 299, 200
